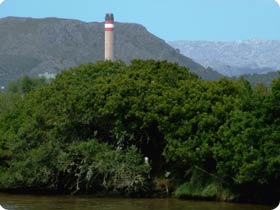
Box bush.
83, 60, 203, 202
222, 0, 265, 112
174, 170, 235, 201
0, 60, 279, 202
61, 141, 151, 194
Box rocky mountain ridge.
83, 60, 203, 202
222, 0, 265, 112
169, 38, 280, 76
0, 17, 222, 86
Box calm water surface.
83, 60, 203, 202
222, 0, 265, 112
0, 193, 273, 210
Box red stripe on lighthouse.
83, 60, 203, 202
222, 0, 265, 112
105, 20, 114, 31
105, 20, 114, 24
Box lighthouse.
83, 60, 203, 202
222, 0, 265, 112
104, 13, 114, 61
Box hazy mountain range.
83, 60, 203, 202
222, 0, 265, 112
169, 39, 280, 77
0, 17, 223, 86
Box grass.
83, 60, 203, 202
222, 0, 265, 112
174, 169, 237, 201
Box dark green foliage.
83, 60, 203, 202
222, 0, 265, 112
0, 60, 278, 202
174, 169, 235, 201
0, 139, 150, 194
5, 76, 48, 96
0, 76, 48, 120
164, 77, 279, 201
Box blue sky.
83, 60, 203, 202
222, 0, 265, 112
0, 0, 280, 41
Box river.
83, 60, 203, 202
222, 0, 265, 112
0, 193, 273, 210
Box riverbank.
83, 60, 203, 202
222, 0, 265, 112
0, 181, 277, 206
0, 193, 273, 210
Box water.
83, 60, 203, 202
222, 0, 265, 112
0, 193, 272, 210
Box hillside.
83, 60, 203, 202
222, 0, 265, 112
169, 39, 280, 77
0, 17, 222, 86
240, 71, 280, 87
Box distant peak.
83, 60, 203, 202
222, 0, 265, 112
242, 37, 266, 43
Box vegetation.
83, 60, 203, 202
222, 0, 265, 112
0, 76, 48, 119
0, 60, 279, 203
234, 71, 280, 87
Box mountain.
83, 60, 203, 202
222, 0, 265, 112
0, 17, 222, 86
169, 39, 280, 77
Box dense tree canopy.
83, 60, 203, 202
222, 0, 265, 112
0, 60, 278, 202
